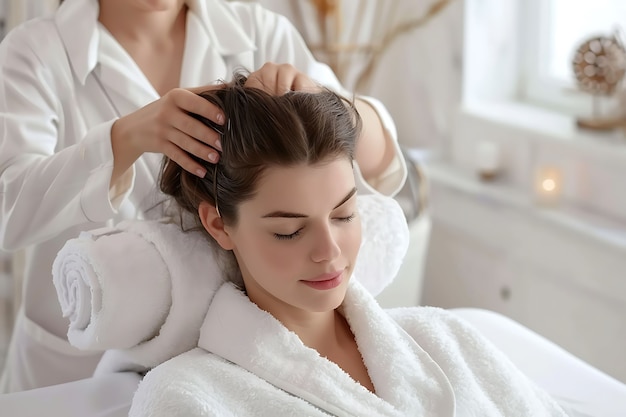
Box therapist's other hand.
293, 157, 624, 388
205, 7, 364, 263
245, 63, 322, 95
111, 87, 224, 182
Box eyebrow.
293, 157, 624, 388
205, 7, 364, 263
261, 187, 357, 218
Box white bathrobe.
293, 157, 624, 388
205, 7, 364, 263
129, 280, 568, 417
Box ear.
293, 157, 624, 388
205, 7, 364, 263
198, 202, 235, 250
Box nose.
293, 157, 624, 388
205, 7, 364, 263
310, 223, 341, 263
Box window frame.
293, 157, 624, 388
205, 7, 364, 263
519, 0, 622, 116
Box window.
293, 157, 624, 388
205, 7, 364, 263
521, 0, 626, 115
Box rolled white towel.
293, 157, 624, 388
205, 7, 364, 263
53, 219, 224, 373
354, 194, 410, 296
53, 229, 171, 350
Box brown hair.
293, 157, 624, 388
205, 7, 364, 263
160, 73, 361, 229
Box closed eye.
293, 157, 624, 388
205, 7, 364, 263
274, 229, 303, 241
335, 213, 356, 223
273, 213, 355, 240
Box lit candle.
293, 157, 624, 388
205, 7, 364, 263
534, 166, 562, 206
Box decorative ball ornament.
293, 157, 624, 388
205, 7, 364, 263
572, 34, 626, 95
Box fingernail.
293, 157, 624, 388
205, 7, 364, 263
208, 153, 217, 162
215, 139, 222, 151
216, 113, 224, 124
196, 168, 207, 178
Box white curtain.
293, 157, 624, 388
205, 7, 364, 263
255, 0, 463, 150
3, 0, 59, 35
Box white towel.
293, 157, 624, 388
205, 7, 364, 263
53, 228, 172, 350
53, 219, 224, 373
354, 194, 410, 296
52, 194, 409, 373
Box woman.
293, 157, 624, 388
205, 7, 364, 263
0, 0, 406, 392
129, 76, 567, 416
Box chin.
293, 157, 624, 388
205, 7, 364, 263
307, 286, 349, 313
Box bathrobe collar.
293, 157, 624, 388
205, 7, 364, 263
55, 0, 256, 86
199, 280, 456, 417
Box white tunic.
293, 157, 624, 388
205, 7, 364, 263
129, 281, 568, 417
0, 0, 406, 392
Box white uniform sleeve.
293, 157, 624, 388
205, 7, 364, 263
240, 4, 407, 197
0, 24, 122, 251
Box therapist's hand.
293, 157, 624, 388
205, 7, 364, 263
248, 63, 394, 183
245, 63, 322, 95
110, 86, 224, 184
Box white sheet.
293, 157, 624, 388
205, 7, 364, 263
452, 308, 626, 417
0, 372, 141, 417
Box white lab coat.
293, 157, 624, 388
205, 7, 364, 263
0, 0, 406, 392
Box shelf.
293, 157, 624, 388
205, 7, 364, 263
425, 160, 626, 253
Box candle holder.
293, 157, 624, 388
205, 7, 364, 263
475, 141, 501, 181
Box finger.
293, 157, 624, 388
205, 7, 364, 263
275, 64, 299, 94
167, 127, 220, 165
170, 88, 225, 131
248, 65, 296, 95
246, 64, 279, 93
291, 73, 321, 93
171, 109, 222, 151
161, 140, 210, 178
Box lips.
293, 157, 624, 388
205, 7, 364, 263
303, 270, 343, 282
300, 270, 344, 290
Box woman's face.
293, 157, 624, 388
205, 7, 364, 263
225, 158, 361, 319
